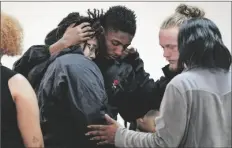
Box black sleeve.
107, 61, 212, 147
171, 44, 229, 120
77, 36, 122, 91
38, 61, 84, 120
38, 60, 88, 122
13, 45, 51, 78
37, 59, 66, 122
64, 64, 108, 126
118, 52, 171, 121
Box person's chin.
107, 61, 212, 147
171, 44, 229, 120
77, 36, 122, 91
169, 64, 178, 71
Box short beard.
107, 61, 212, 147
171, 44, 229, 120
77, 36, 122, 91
169, 64, 178, 71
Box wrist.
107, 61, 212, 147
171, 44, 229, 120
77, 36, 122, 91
58, 38, 71, 49
49, 39, 69, 54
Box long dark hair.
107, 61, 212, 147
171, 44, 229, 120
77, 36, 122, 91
178, 18, 231, 71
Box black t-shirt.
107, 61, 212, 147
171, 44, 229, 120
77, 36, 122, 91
1, 65, 25, 148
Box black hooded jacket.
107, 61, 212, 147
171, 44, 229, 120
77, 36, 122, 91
13, 45, 183, 122
20, 47, 110, 148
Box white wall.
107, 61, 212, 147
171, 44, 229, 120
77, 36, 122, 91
1, 2, 231, 125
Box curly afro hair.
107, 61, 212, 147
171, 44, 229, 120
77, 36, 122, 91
1, 12, 23, 56
101, 5, 137, 36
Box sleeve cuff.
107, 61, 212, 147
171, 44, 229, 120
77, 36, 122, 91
115, 127, 126, 148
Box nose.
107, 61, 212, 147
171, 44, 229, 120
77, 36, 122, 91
163, 48, 171, 58
114, 46, 123, 56
89, 52, 96, 60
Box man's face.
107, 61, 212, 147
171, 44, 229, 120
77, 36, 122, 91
80, 37, 98, 60
159, 27, 179, 70
104, 29, 133, 59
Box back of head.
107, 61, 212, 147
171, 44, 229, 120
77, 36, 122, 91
145, 110, 159, 118
101, 5, 137, 36
45, 9, 104, 46
178, 18, 232, 71
1, 12, 23, 56
161, 4, 205, 29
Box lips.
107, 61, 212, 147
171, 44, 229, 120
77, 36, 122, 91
168, 60, 175, 63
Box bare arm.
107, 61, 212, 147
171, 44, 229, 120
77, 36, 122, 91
49, 22, 94, 55
8, 74, 44, 148
49, 38, 68, 54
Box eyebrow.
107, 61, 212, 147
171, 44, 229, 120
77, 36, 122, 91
112, 39, 131, 47
112, 39, 121, 44
86, 41, 98, 47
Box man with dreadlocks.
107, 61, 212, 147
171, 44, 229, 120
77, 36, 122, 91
14, 6, 181, 127
29, 10, 111, 148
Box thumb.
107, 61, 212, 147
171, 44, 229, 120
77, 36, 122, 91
105, 114, 116, 125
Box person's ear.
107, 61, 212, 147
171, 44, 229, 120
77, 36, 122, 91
137, 118, 144, 123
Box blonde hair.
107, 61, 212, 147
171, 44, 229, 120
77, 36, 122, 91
1, 12, 23, 56
161, 4, 205, 29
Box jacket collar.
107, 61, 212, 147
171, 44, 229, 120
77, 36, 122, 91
50, 46, 83, 62
162, 64, 183, 79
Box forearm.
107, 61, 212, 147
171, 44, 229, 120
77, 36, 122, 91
115, 84, 188, 148
49, 39, 69, 55
20, 127, 44, 148
115, 127, 162, 148
16, 99, 44, 148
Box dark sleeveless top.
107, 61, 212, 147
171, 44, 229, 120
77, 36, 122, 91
1, 64, 25, 148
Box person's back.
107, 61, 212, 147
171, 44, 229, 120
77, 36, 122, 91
1, 65, 25, 148
38, 50, 109, 147
1, 12, 44, 148
170, 68, 231, 147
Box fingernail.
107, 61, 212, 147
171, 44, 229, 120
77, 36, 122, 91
85, 133, 89, 136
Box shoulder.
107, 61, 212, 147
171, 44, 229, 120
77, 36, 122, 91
8, 73, 34, 99
56, 54, 91, 67
1, 65, 17, 76
53, 54, 101, 75
9, 73, 29, 86
167, 69, 201, 93
47, 53, 85, 69
168, 70, 188, 87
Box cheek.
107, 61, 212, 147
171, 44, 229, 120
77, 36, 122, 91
172, 49, 180, 60
83, 48, 90, 57
106, 42, 114, 53
174, 51, 180, 59
147, 120, 155, 127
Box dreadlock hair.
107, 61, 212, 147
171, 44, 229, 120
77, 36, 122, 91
101, 5, 137, 36
45, 9, 104, 47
